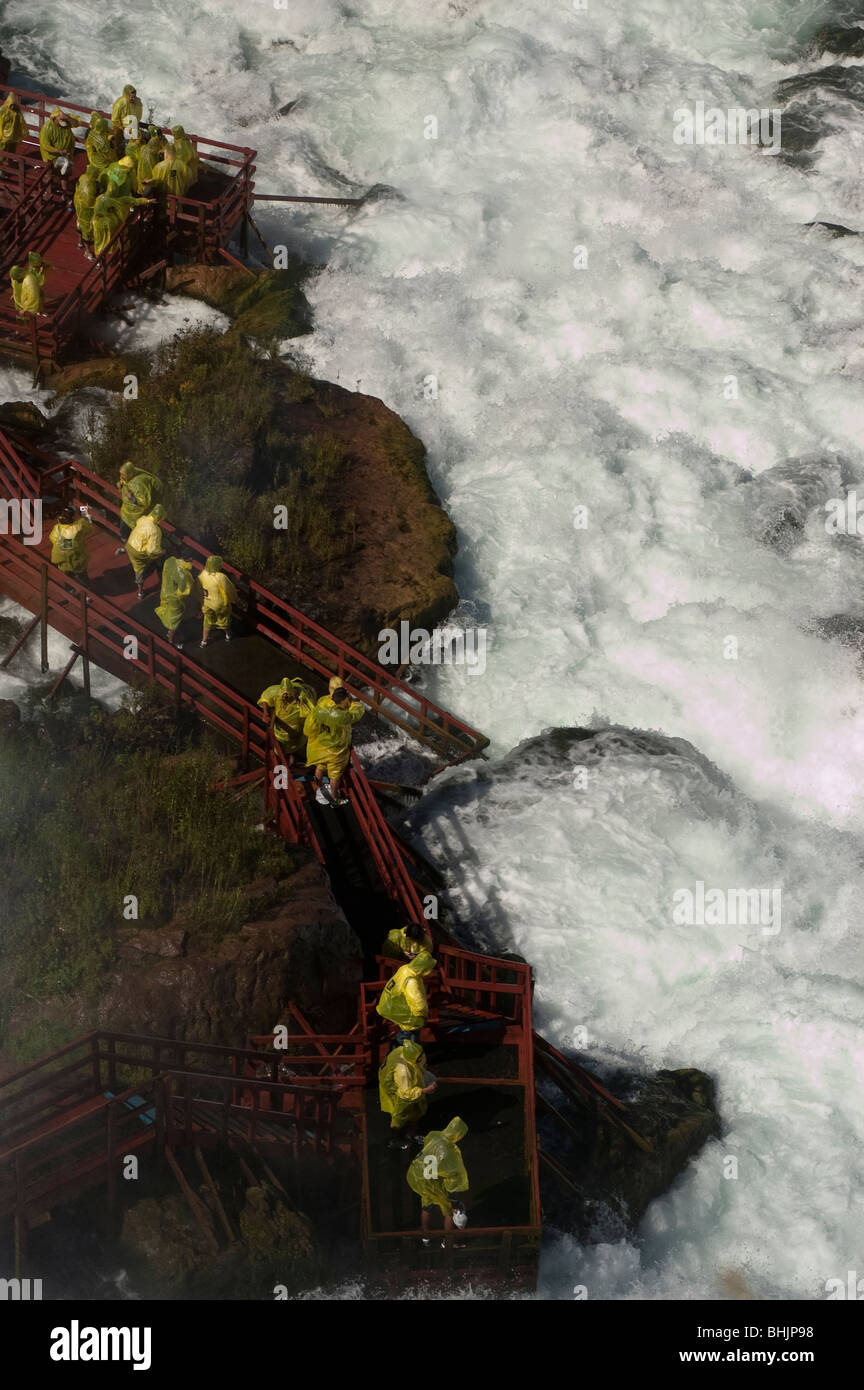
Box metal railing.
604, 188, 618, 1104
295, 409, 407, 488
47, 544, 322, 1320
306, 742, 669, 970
9, 441, 489, 768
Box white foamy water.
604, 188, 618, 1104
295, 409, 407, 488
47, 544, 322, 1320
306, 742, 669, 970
2, 0, 864, 1299
0, 597, 126, 706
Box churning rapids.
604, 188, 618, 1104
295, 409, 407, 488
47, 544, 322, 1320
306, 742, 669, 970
2, 0, 864, 1299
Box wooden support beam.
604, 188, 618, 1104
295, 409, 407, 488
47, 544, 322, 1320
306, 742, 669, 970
536, 1088, 586, 1147
194, 1145, 235, 1244
79, 594, 90, 696
39, 561, 48, 672
164, 1145, 219, 1252
538, 1146, 586, 1201
47, 647, 79, 700
217, 246, 254, 276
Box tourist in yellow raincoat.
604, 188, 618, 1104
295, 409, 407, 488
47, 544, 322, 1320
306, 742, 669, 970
380, 921, 435, 962
0, 92, 27, 153
149, 145, 192, 198
407, 1118, 469, 1245
99, 156, 135, 198
50, 505, 94, 579
9, 266, 26, 314
171, 125, 199, 186
375, 950, 436, 1040
126, 503, 166, 599
39, 107, 75, 166
123, 134, 143, 180
74, 164, 101, 252
304, 677, 365, 805
85, 116, 115, 173
11, 263, 45, 315
134, 129, 165, 192
27, 250, 50, 286
154, 556, 197, 648
111, 84, 142, 141
257, 677, 316, 762
378, 1039, 436, 1147
117, 462, 162, 545
198, 555, 238, 646
91, 190, 153, 258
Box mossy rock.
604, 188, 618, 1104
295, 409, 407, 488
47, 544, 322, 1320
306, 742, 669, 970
165, 263, 313, 340
238, 1186, 316, 1268
234, 286, 310, 339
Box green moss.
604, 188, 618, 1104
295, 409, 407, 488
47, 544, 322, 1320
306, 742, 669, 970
171, 264, 313, 341
234, 286, 310, 340
4, 1018, 79, 1066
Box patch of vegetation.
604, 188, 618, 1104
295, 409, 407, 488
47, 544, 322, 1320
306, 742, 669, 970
4, 1018, 79, 1066
0, 685, 297, 1045
86, 327, 357, 594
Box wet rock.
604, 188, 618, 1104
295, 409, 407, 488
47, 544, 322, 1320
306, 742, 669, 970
10, 862, 363, 1045
119, 1194, 218, 1292
814, 614, 864, 662
118, 1157, 322, 1296
41, 357, 135, 395
0, 401, 51, 439
272, 378, 458, 650
0, 698, 21, 732
164, 262, 313, 340
737, 455, 849, 556
238, 1186, 316, 1270
238, 875, 280, 906
804, 221, 859, 238
538, 1064, 722, 1239
807, 25, 864, 60
116, 924, 189, 960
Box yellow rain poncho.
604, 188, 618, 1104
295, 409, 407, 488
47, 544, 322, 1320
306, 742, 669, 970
126, 505, 165, 579
199, 555, 237, 630
155, 556, 195, 633
9, 266, 25, 314
134, 132, 165, 192
123, 136, 142, 175
258, 677, 315, 752
170, 125, 199, 185
74, 165, 101, 241
49, 514, 94, 576
15, 268, 44, 315
304, 692, 365, 777
111, 85, 143, 134
0, 94, 27, 152
92, 191, 151, 257
407, 1119, 469, 1214
381, 923, 435, 962
27, 251, 48, 286
379, 1040, 429, 1130
150, 148, 192, 198
85, 117, 115, 172
119, 466, 162, 529
100, 158, 135, 198
375, 951, 436, 1033
39, 109, 75, 163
